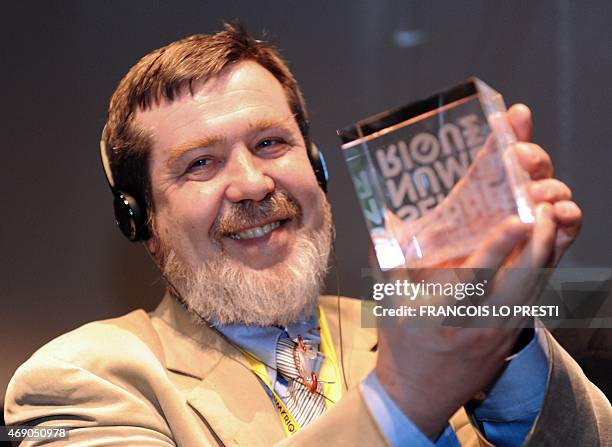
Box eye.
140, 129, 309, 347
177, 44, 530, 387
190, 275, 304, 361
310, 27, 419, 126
257, 138, 282, 149
185, 157, 214, 174
255, 137, 290, 156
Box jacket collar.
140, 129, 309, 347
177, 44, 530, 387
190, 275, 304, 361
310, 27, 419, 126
151, 293, 241, 379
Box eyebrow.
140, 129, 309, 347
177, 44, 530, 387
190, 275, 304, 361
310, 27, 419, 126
165, 115, 298, 169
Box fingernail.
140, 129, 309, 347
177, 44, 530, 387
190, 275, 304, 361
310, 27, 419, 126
519, 144, 537, 162
559, 202, 575, 215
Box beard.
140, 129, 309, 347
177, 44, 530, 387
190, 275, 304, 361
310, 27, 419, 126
155, 190, 334, 327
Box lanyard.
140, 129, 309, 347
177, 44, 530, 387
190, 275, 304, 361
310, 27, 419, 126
238, 306, 343, 436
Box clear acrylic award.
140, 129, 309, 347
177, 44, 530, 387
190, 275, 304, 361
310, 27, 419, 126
338, 78, 534, 270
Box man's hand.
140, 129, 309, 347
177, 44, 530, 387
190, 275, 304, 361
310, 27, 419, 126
507, 104, 582, 266
374, 104, 583, 439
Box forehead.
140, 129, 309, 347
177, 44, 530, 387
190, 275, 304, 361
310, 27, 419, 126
134, 61, 295, 153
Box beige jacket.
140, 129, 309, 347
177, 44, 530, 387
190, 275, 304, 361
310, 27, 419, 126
4, 295, 612, 446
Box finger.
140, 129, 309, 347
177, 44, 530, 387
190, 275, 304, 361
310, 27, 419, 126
507, 104, 532, 142
552, 201, 582, 266
464, 216, 530, 269
513, 203, 556, 268
553, 200, 582, 234
513, 143, 553, 179
529, 178, 572, 203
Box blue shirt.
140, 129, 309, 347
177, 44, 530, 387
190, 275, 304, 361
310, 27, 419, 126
217, 316, 549, 446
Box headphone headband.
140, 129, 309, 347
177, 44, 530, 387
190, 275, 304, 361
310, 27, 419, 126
99, 127, 116, 189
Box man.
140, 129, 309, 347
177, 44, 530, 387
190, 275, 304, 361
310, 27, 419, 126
4, 24, 611, 446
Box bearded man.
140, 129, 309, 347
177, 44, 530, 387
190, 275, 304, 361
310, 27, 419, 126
4, 24, 611, 446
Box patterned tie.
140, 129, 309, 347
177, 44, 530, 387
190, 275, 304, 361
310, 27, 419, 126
276, 334, 327, 427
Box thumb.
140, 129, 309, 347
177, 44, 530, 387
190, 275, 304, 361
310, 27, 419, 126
507, 103, 533, 142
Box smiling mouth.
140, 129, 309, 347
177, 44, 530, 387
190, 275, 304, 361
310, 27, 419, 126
228, 220, 284, 240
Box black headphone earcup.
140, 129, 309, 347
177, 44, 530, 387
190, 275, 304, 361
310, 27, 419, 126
113, 192, 149, 241
308, 142, 329, 193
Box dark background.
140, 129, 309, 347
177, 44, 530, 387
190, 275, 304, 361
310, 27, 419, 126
1, 0, 611, 406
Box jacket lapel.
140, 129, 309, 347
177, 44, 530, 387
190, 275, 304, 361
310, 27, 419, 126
151, 295, 284, 446
320, 295, 378, 387
187, 355, 285, 446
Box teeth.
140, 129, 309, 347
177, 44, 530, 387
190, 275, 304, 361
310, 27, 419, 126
231, 221, 281, 240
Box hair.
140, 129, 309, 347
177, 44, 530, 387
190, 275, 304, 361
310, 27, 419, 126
102, 22, 310, 223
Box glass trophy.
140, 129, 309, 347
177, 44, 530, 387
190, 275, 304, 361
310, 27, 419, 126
338, 78, 534, 270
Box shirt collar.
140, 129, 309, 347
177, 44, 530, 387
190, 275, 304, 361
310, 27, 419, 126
215, 313, 319, 385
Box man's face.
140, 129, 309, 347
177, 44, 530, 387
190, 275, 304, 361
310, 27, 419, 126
136, 61, 331, 325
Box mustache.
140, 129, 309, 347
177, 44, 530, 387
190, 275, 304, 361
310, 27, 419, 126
210, 190, 302, 242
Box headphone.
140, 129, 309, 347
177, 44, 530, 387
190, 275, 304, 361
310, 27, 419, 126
100, 128, 329, 242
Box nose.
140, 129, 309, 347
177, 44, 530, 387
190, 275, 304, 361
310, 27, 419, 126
224, 145, 275, 202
